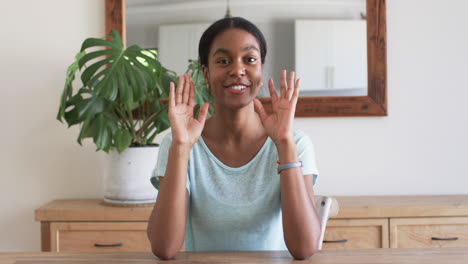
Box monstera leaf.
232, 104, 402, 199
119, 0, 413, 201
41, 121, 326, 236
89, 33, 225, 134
78, 29, 162, 105
57, 30, 211, 153
57, 30, 176, 152
186, 59, 214, 117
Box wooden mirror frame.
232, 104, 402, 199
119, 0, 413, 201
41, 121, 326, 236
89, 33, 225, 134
105, 0, 387, 117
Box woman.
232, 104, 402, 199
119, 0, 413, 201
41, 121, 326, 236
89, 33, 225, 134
147, 17, 321, 260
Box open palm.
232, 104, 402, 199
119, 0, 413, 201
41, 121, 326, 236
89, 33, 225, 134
169, 74, 209, 146
254, 70, 299, 145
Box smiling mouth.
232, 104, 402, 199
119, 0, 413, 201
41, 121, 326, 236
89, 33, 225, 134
227, 85, 248, 91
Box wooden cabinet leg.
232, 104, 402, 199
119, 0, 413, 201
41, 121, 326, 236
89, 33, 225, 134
41, 222, 51, 252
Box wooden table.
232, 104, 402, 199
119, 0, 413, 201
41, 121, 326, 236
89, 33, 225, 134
1, 248, 468, 264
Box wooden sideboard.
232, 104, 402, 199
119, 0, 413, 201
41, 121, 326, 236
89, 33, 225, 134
35, 195, 468, 252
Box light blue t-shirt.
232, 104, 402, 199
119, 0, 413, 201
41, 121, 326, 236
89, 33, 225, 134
150, 129, 319, 251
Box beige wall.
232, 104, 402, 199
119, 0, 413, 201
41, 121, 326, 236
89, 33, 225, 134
0, 0, 106, 251
0, 0, 467, 251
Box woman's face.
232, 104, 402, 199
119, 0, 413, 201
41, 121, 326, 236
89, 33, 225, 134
203, 28, 263, 110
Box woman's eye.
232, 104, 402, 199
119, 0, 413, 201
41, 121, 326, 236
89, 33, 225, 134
217, 59, 230, 64
246, 57, 257, 63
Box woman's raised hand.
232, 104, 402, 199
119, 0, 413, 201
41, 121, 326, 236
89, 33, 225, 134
254, 70, 299, 146
168, 74, 210, 147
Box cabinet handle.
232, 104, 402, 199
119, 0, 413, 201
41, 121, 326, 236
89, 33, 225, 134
323, 239, 348, 243
94, 243, 124, 247
431, 237, 459, 241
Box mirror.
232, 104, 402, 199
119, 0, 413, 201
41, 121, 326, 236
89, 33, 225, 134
105, 0, 387, 117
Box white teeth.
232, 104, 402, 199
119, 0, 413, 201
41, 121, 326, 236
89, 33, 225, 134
229, 85, 247, 90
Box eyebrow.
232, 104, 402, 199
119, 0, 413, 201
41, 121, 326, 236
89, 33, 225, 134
212, 45, 259, 56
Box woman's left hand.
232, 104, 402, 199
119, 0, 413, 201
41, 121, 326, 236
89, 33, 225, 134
254, 70, 300, 146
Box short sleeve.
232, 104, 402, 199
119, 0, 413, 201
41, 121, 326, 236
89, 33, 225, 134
295, 130, 319, 185
150, 133, 191, 193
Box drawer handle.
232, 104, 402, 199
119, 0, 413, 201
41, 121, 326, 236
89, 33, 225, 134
94, 243, 124, 247
323, 239, 348, 243
431, 237, 459, 241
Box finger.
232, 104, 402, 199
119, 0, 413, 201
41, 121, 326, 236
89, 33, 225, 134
280, 69, 287, 98
253, 98, 268, 123
189, 80, 195, 107
169, 82, 175, 108
176, 75, 184, 104
293, 78, 301, 102
288, 71, 295, 100
182, 74, 190, 104
268, 78, 278, 103
197, 102, 210, 124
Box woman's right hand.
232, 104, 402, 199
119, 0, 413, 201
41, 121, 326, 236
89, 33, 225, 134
168, 74, 210, 147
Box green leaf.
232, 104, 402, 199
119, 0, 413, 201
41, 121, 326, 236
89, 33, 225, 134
80, 57, 112, 86
93, 113, 111, 152
64, 107, 80, 127
122, 62, 138, 104
78, 49, 116, 69
80, 34, 120, 51
117, 66, 133, 105
126, 66, 146, 101
77, 119, 93, 145
108, 74, 119, 101
152, 101, 170, 134
161, 68, 178, 96
93, 66, 120, 100
77, 96, 106, 120
63, 88, 90, 127
59, 29, 217, 152
186, 59, 213, 116
108, 29, 124, 49
115, 129, 132, 153
57, 51, 85, 121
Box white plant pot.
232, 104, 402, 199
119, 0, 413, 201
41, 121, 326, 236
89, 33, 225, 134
104, 145, 159, 205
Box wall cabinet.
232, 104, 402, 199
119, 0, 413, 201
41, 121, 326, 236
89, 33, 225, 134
295, 19, 367, 95
35, 196, 468, 252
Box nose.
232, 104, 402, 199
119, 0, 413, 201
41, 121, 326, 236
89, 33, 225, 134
229, 59, 246, 77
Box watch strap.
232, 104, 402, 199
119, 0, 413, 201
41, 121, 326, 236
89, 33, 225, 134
277, 161, 302, 174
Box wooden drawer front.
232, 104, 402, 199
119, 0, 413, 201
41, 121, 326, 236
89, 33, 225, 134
50, 222, 151, 252
390, 217, 468, 248
323, 219, 389, 249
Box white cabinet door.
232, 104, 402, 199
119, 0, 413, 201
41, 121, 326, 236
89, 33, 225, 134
158, 23, 210, 75
295, 20, 367, 92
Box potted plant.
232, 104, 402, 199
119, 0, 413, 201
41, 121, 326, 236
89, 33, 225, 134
57, 30, 210, 205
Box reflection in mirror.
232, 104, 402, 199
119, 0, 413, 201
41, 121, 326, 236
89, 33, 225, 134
125, 0, 367, 97
107, 0, 387, 117
296, 19, 367, 97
